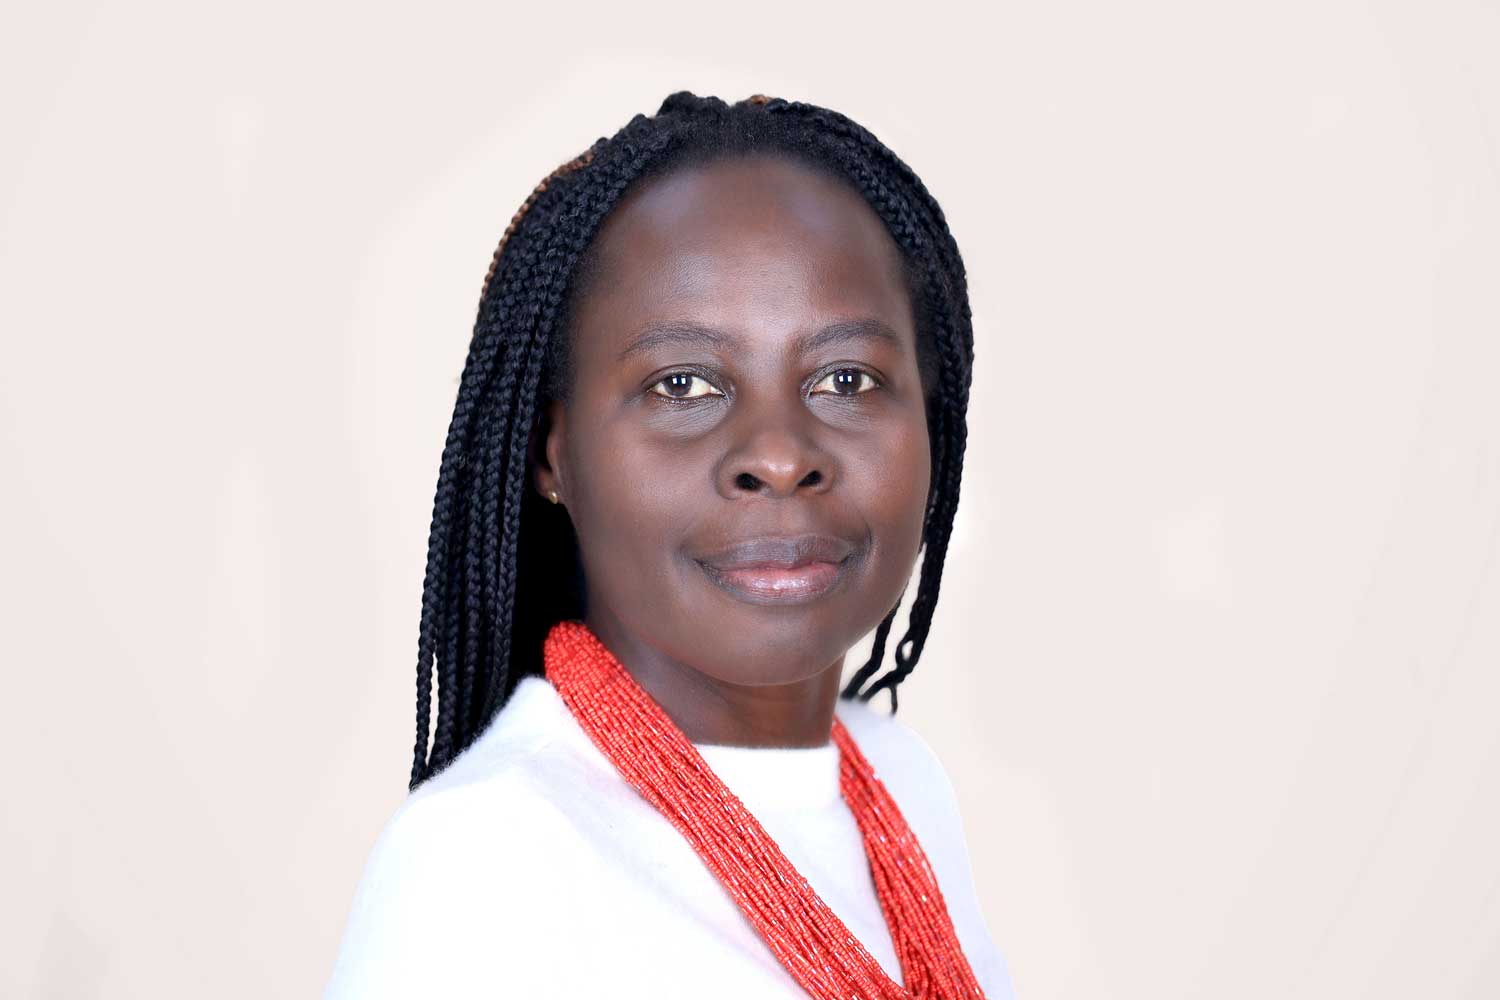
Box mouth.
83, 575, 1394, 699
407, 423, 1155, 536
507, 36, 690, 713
694, 533, 856, 607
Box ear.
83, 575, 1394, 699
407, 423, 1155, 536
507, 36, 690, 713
528, 399, 568, 505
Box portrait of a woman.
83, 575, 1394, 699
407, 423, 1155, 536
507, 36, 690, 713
323, 90, 1017, 1000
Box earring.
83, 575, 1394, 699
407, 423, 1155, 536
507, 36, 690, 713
548, 489, 560, 504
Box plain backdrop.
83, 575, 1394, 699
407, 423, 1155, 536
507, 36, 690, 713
2, 1, 1497, 997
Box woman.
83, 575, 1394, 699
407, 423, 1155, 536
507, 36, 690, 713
325, 91, 1017, 1000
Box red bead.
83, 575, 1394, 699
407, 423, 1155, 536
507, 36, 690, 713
544, 620, 989, 1000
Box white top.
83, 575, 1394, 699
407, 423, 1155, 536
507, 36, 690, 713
324, 674, 1018, 999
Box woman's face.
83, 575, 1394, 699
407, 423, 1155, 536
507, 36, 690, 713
534, 154, 931, 695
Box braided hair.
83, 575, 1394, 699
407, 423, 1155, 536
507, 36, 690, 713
409, 91, 975, 790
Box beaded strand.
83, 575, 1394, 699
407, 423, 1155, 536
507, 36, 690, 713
543, 619, 988, 1000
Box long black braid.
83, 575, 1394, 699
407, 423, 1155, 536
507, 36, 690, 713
409, 91, 975, 790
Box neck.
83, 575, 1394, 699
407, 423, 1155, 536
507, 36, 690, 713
580, 609, 845, 748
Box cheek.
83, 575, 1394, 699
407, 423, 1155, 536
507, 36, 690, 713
565, 415, 697, 590
864, 389, 930, 503
856, 409, 932, 545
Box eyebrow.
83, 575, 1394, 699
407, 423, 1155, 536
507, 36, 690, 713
615, 317, 903, 363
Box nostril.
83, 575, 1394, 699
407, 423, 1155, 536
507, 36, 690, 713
734, 472, 761, 491
800, 470, 822, 487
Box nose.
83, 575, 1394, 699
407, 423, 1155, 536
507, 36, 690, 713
715, 406, 836, 500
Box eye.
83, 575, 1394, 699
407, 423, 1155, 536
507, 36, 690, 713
810, 368, 880, 396
647, 371, 725, 401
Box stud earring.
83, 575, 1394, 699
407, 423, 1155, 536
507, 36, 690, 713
548, 489, 560, 504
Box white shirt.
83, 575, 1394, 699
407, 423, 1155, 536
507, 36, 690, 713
324, 674, 1017, 999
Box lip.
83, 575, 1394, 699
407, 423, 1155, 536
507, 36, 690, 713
695, 533, 857, 606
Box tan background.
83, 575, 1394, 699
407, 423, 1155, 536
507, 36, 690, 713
3, 1, 1497, 997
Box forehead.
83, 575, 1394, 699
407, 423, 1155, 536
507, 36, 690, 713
570, 154, 912, 346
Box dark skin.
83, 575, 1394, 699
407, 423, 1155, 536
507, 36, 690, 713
531, 154, 932, 748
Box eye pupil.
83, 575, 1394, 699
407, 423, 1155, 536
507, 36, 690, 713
651, 372, 720, 401
826, 369, 868, 394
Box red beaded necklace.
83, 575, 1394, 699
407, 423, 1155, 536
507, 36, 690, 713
543, 619, 988, 1000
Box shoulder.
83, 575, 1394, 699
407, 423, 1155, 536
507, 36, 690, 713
323, 677, 604, 998
834, 693, 1022, 1000
351, 675, 610, 874
834, 691, 962, 816
361, 676, 596, 859
833, 692, 974, 883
